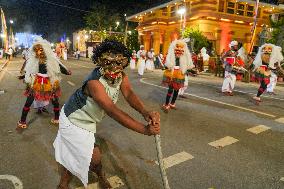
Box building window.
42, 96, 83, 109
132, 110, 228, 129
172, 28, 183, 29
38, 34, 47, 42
227, 8, 234, 14
161, 7, 167, 16
247, 5, 254, 11
237, 4, 245, 10
236, 3, 245, 16
227, 2, 235, 8
237, 10, 244, 16
218, 0, 225, 12
170, 6, 176, 17
227, 1, 235, 14
247, 11, 253, 17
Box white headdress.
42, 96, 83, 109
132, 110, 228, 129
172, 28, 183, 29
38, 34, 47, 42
252, 43, 283, 70
229, 40, 238, 48
237, 47, 248, 63
24, 37, 61, 85
200, 47, 210, 61
165, 40, 194, 74
140, 45, 144, 49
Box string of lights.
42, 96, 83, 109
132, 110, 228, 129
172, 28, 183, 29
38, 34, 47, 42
37, 0, 92, 13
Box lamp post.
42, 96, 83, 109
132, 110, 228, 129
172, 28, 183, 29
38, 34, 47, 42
177, 7, 186, 32
115, 21, 120, 30
76, 36, 80, 50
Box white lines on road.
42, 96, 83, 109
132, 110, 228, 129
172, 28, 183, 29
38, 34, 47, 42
155, 151, 194, 169
67, 81, 75, 86
246, 125, 271, 134
280, 177, 284, 182
275, 117, 284, 124
208, 136, 239, 149
76, 176, 124, 189
0, 175, 23, 189
140, 78, 276, 118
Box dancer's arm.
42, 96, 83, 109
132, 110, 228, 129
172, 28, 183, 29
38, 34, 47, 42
120, 75, 160, 125
87, 80, 160, 135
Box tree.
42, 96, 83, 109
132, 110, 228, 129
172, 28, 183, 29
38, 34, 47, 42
182, 27, 209, 53
84, 2, 121, 32
267, 15, 284, 53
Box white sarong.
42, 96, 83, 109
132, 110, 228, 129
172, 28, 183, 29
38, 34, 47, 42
222, 71, 236, 93
130, 59, 136, 70
267, 72, 277, 92
145, 60, 154, 71
179, 75, 189, 95
53, 109, 95, 187
138, 59, 146, 76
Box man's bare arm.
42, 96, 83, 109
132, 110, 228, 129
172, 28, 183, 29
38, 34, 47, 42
87, 80, 159, 135
120, 75, 149, 116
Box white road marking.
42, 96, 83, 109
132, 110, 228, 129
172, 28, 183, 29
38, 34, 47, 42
275, 117, 284, 124
246, 125, 271, 134
68, 61, 93, 69
280, 177, 284, 182
140, 78, 276, 118
189, 80, 284, 101
155, 151, 194, 169
67, 81, 75, 86
208, 136, 239, 148
75, 176, 124, 189
0, 175, 23, 189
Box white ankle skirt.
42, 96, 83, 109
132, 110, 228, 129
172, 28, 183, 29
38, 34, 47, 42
53, 107, 95, 187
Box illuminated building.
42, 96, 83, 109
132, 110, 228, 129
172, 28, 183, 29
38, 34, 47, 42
126, 0, 284, 55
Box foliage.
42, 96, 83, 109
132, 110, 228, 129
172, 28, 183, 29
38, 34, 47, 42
182, 27, 209, 53
267, 16, 284, 53
126, 30, 140, 51
84, 2, 122, 32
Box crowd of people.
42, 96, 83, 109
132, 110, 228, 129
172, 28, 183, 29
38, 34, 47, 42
7, 34, 283, 188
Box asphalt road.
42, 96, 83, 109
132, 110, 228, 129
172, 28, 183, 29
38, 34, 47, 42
0, 57, 283, 189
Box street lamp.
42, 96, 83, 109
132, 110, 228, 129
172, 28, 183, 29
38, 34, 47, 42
84, 35, 89, 40
177, 7, 186, 31
9, 20, 13, 24
115, 21, 120, 30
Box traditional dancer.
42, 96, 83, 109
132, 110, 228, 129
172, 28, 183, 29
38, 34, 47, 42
17, 37, 71, 130
137, 45, 146, 76
221, 40, 244, 96
145, 48, 155, 71
53, 40, 160, 189
251, 43, 283, 103
161, 39, 193, 113
129, 50, 137, 70
200, 47, 210, 72
266, 72, 277, 95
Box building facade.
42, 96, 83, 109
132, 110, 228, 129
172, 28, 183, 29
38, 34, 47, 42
126, 0, 284, 55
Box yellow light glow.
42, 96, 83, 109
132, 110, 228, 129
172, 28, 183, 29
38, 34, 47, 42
151, 22, 157, 24
235, 20, 244, 24
168, 21, 176, 24
158, 21, 167, 25
220, 18, 231, 22
190, 16, 199, 20
207, 17, 217, 20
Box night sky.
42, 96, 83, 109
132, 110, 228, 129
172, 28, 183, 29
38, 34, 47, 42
0, 0, 168, 41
